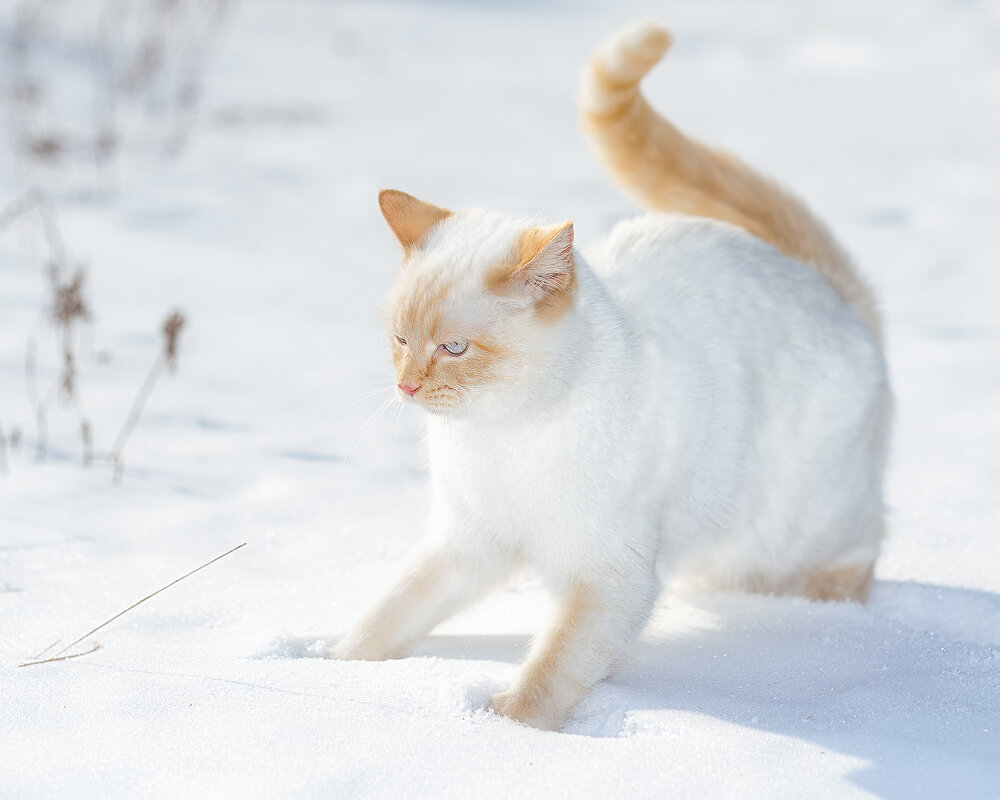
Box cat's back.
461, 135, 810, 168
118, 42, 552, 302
585, 213, 878, 366
585, 213, 887, 465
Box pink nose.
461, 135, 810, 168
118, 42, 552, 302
398, 382, 420, 397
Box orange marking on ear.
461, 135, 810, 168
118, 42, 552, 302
485, 222, 577, 322
379, 190, 452, 250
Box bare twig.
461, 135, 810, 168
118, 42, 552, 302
80, 420, 93, 466
106, 310, 186, 482
5, 0, 235, 176
32, 638, 61, 660
0, 419, 8, 476
24, 336, 48, 461
108, 357, 162, 483
49, 268, 95, 461
0, 190, 68, 276
59, 332, 76, 399
20, 643, 102, 668
19, 542, 247, 668
93, 0, 236, 159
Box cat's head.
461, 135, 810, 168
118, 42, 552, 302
379, 190, 577, 414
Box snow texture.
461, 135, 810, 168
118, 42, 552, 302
2, 0, 998, 797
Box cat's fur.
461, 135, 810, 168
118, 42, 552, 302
330, 21, 891, 731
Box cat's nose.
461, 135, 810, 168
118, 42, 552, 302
398, 382, 421, 397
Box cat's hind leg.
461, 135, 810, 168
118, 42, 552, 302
742, 560, 875, 602
684, 535, 880, 604
745, 546, 879, 603
779, 519, 883, 603
801, 562, 875, 602
329, 544, 511, 661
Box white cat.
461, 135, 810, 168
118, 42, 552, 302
329, 20, 891, 731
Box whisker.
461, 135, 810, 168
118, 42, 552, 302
362, 332, 388, 361
344, 395, 397, 466
295, 375, 394, 427
314, 385, 395, 431
392, 399, 406, 444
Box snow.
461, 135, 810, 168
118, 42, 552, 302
2, 0, 998, 797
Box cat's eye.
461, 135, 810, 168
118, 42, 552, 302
395, 335, 407, 346
442, 341, 468, 356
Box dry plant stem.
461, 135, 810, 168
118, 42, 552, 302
4, 194, 78, 463
109, 355, 166, 483
0, 419, 8, 475
19, 542, 247, 668
166, 0, 234, 152
53, 269, 90, 399
0, 189, 68, 274
59, 324, 76, 398
6, 1, 232, 172
94, 0, 235, 159
24, 336, 49, 460
32, 638, 61, 660
56, 321, 94, 465
50, 269, 94, 463
80, 419, 93, 466
19, 643, 102, 668
5, 3, 40, 164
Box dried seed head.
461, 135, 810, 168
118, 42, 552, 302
95, 129, 118, 160
26, 135, 63, 162
162, 310, 186, 368
53, 269, 90, 326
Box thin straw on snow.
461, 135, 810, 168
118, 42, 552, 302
18, 542, 247, 668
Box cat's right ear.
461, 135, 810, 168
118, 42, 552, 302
378, 190, 452, 251
488, 222, 575, 306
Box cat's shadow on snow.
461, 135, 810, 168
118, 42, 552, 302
567, 579, 999, 800
258, 632, 531, 662
416, 633, 530, 663
269, 580, 997, 800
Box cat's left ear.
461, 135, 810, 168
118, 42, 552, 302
499, 222, 575, 305
378, 190, 452, 251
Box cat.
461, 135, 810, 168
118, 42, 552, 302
329, 20, 891, 732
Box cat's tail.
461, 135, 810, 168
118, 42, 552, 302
579, 20, 880, 337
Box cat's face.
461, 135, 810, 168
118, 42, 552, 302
379, 190, 576, 414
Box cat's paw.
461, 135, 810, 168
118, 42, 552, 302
488, 689, 563, 731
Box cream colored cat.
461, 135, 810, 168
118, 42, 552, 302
329, 21, 890, 731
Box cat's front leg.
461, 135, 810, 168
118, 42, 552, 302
489, 570, 658, 731
330, 543, 508, 661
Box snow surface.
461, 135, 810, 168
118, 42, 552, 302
2, 0, 999, 797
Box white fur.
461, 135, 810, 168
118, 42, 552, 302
332, 211, 890, 730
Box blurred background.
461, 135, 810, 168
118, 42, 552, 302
1, 0, 997, 576
1, 1, 998, 795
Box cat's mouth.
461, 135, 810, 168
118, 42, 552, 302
398, 384, 463, 412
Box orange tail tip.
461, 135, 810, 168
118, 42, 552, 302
579, 21, 672, 118
579, 21, 881, 339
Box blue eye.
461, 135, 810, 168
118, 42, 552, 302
443, 341, 468, 355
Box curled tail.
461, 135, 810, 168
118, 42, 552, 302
579, 21, 880, 337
